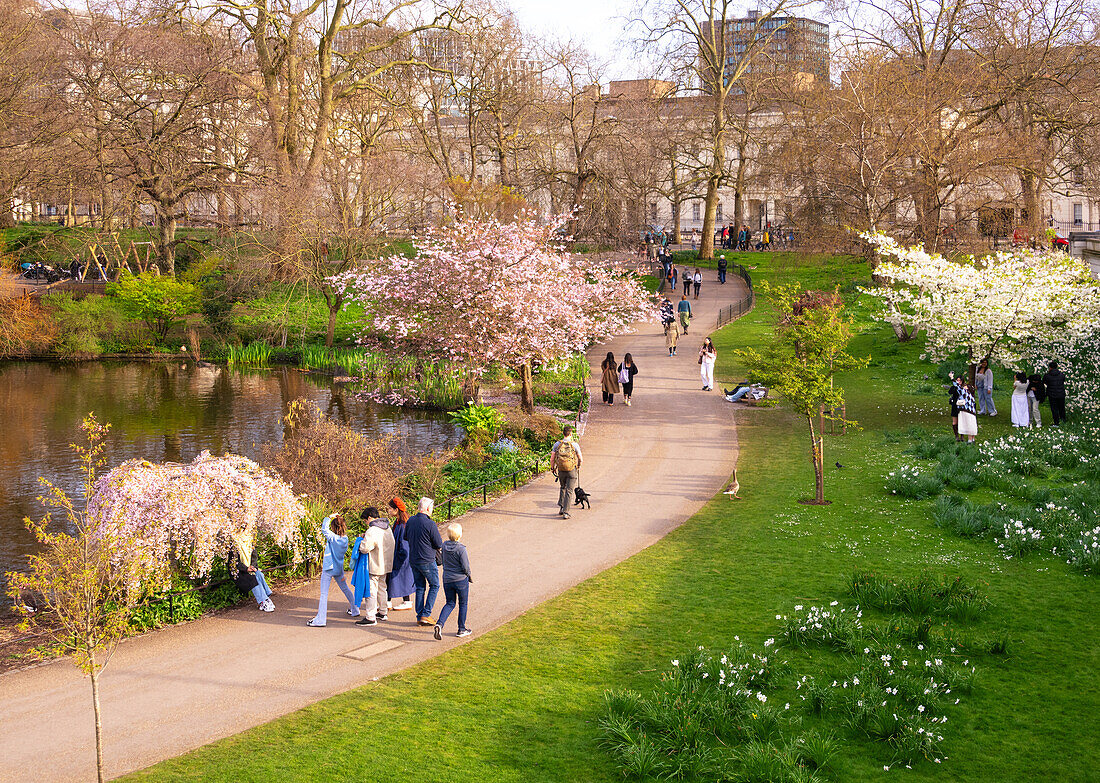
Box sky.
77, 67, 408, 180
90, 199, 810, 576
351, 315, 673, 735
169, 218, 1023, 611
504, 0, 639, 79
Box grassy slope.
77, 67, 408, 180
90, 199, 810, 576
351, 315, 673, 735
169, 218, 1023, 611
128, 253, 1100, 783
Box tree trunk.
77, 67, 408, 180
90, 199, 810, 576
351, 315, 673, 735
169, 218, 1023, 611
154, 202, 177, 273
808, 413, 825, 504
518, 359, 535, 415
321, 286, 341, 349
90, 654, 105, 783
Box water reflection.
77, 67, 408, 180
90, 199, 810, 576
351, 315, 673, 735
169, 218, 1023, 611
0, 361, 459, 584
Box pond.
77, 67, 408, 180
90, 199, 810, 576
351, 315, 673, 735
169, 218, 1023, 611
0, 361, 460, 592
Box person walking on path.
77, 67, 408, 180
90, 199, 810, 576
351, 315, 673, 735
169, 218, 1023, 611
601, 351, 621, 405
1043, 361, 1067, 425
678, 295, 692, 335
354, 507, 395, 626
976, 359, 996, 416
551, 424, 582, 519
1010, 371, 1031, 428
1027, 372, 1045, 428
699, 338, 717, 391
228, 537, 274, 613
433, 523, 473, 640
387, 497, 414, 611
717, 255, 727, 284
666, 264, 676, 294
307, 514, 360, 627
405, 498, 442, 626
618, 353, 639, 406
681, 267, 692, 296
957, 383, 979, 443
692, 267, 702, 299
660, 297, 679, 356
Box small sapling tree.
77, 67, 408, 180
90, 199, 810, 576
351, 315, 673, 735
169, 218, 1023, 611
736, 285, 869, 504
6, 416, 146, 783
107, 271, 200, 341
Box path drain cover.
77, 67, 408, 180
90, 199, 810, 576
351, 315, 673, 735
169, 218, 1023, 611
341, 639, 404, 660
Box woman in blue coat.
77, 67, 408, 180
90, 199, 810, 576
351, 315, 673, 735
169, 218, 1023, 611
306, 513, 360, 626
387, 497, 415, 610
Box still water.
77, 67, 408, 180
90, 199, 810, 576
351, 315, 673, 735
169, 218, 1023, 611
0, 361, 459, 585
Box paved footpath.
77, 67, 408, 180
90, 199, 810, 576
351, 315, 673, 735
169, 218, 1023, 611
0, 272, 747, 782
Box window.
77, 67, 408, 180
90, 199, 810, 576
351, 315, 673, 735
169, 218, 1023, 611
1074, 203, 1083, 226
692, 202, 701, 221
716, 202, 724, 221
650, 202, 658, 221
1074, 166, 1085, 186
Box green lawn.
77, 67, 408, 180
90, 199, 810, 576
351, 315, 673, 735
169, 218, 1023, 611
127, 253, 1100, 782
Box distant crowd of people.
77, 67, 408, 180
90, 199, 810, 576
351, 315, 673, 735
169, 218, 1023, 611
950, 360, 1068, 441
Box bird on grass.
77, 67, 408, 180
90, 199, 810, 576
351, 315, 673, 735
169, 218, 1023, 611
722, 468, 741, 499
835, 462, 844, 469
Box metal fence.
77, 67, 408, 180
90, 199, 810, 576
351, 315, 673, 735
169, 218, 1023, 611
716, 264, 756, 328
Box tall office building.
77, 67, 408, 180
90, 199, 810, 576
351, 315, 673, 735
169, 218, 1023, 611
700, 9, 829, 88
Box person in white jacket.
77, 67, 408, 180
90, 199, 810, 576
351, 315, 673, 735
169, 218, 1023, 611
355, 507, 396, 626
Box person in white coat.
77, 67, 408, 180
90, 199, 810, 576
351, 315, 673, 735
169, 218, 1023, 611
1010, 371, 1031, 428
355, 507, 396, 626
699, 337, 717, 391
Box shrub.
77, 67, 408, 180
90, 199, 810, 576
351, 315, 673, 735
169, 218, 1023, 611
260, 398, 408, 509
449, 403, 505, 440
107, 271, 199, 340
0, 295, 56, 356
885, 465, 943, 500
41, 292, 142, 356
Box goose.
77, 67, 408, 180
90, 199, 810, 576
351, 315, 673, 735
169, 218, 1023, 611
722, 468, 741, 499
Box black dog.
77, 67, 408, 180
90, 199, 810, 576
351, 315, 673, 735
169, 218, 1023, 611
573, 486, 592, 509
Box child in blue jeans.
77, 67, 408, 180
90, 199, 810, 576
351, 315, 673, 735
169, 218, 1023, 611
433, 523, 472, 640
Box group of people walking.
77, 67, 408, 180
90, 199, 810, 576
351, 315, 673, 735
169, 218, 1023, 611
232, 495, 473, 640
950, 360, 1069, 440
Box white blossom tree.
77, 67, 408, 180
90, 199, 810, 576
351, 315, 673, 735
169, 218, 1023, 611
862, 232, 1100, 380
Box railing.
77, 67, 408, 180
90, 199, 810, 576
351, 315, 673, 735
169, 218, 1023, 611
716, 263, 756, 328
443, 455, 544, 522
440, 380, 588, 520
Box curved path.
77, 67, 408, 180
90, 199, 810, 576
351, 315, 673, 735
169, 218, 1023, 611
0, 271, 747, 782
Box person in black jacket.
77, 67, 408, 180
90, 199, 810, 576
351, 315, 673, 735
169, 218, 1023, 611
1042, 361, 1067, 425
228, 544, 274, 612
405, 497, 443, 626
717, 255, 727, 284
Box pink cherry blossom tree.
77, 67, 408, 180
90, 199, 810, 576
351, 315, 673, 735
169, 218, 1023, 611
87, 451, 308, 584
332, 213, 654, 413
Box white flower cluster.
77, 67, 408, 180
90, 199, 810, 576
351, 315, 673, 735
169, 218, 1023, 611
861, 232, 1100, 376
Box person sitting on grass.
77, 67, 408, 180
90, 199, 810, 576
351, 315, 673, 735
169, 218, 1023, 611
433, 523, 473, 641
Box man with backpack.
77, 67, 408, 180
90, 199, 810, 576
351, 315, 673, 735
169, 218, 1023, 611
551, 424, 583, 519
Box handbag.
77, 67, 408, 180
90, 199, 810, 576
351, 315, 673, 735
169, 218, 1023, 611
698, 355, 703, 365
435, 548, 443, 566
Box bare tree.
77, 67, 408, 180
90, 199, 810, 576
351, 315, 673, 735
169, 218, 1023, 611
631, 0, 813, 259
53, 2, 244, 267
203, 0, 455, 268
0, 0, 66, 227
967, 0, 1100, 238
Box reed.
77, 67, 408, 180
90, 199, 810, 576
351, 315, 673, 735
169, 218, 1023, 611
227, 342, 272, 367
